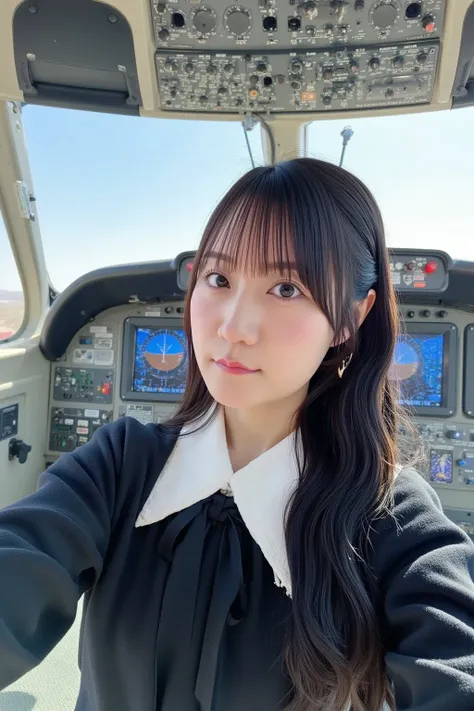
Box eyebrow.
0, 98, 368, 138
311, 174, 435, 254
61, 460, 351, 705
204, 250, 298, 272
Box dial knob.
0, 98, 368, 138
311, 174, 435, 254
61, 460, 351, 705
225, 8, 251, 36
369, 57, 381, 70
393, 55, 405, 68
372, 3, 397, 29
302, 1, 318, 19
158, 28, 169, 41
193, 8, 217, 34
290, 59, 304, 74
417, 51, 428, 64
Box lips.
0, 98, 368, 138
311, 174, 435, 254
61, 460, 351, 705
215, 359, 257, 372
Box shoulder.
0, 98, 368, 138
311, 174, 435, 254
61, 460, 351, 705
69, 417, 180, 489
93, 416, 179, 457
368, 466, 474, 584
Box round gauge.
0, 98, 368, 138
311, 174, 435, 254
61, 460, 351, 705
133, 329, 188, 394
224, 6, 252, 37
389, 338, 420, 381
369, 1, 400, 30
192, 6, 218, 36
141, 330, 186, 373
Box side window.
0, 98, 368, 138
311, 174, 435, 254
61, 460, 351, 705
0, 210, 25, 341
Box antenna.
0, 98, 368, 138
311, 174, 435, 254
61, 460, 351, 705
339, 125, 354, 167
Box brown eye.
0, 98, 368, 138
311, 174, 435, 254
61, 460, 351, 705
205, 272, 229, 288
272, 282, 302, 299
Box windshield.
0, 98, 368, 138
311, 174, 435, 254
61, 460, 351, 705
20, 104, 474, 292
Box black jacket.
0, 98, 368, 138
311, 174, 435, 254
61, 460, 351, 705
1, 416, 474, 710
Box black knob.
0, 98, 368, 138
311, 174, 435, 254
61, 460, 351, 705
438, 310, 448, 317
158, 28, 170, 41
421, 309, 431, 317
417, 52, 428, 64
369, 57, 380, 70
8, 438, 32, 465
393, 55, 405, 68
406, 310, 415, 318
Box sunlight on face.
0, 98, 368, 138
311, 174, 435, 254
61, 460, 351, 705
190, 257, 336, 410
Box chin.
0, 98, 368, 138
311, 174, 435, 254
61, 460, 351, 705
205, 381, 262, 409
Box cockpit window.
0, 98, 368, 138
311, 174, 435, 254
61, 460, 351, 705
22, 105, 264, 292
306, 108, 474, 262
0, 208, 25, 342
21, 104, 474, 294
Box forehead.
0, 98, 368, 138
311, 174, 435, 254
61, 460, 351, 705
201, 210, 298, 277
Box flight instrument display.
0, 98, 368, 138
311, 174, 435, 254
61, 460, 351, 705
389, 332, 444, 408
133, 326, 187, 394
121, 317, 188, 402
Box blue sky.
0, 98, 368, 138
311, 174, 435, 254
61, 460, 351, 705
1, 103, 474, 292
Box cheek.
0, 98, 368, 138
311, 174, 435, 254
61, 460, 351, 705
190, 288, 213, 349
275, 311, 333, 360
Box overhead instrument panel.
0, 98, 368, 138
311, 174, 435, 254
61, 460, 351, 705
151, 1, 445, 50
152, 0, 445, 113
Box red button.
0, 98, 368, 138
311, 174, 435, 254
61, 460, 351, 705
425, 261, 437, 274
424, 22, 435, 32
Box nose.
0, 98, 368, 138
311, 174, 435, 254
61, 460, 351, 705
216, 291, 260, 345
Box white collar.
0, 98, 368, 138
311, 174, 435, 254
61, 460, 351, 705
135, 406, 300, 597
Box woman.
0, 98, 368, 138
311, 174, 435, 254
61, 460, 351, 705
1, 158, 473, 711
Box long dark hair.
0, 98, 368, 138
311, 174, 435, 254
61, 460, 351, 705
164, 158, 415, 711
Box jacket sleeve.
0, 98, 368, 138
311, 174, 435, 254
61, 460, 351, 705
0, 417, 129, 690
371, 468, 474, 710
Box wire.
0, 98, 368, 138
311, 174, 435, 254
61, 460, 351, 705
241, 112, 277, 167
253, 112, 276, 165
242, 121, 255, 168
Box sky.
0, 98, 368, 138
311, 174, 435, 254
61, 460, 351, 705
1, 103, 474, 293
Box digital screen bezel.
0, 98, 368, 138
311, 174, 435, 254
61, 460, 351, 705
394, 321, 457, 417
120, 317, 187, 403
463, 325, 474, 418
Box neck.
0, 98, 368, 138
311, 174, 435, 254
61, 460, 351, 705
222, 389, 306, 469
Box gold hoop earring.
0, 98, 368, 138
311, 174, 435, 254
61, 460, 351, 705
338, 353, 353, 379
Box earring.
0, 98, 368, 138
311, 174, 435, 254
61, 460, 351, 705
338, 353, 353, 379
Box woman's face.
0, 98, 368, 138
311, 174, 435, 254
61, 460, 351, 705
190, 252, 337, 411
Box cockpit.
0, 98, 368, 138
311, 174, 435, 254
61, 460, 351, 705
1, 0, 474, 708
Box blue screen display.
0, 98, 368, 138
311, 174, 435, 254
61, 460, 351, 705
132, 326, 188, 395
389, 333, 445, 408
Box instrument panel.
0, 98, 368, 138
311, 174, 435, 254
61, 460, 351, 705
152, 0, 446, 113
151, 1, 446, 49
43, 249, 474, 538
